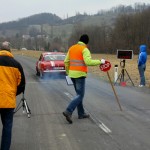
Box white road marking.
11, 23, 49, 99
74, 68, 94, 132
63, 92, 112, 134
99, 123, 112, 133
64, 92, 73, 99
61, 133, 66, 137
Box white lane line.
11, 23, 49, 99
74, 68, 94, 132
64, 92, 73, 99
99, 123, 112, 133
63, 92, 112, 134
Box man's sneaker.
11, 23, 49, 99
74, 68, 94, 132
63, 111, 73, 124
139, 85, 144, 87
78, 114, 90, 119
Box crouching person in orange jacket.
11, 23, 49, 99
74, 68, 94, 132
0, 41, 25, 150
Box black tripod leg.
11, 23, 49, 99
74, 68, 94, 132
14, 98, 23, 113
125, 69, 134, 86
14, 93, 31, 118
120, 72, 123, 83
114, 72, 122, 85
24, 100, 31, 118
22, 101, 26, 114
122, 69, 125, 82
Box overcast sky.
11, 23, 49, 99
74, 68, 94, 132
0, 0, 150, 23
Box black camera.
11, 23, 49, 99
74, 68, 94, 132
117, 50, 133, 59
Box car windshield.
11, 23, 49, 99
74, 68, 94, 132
44, 55, 65, 61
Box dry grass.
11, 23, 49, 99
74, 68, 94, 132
89, 54, 150, 88
12, 50, 150, 88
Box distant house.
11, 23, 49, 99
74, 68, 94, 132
21, 48, 27, 50
22, 35, 30, 40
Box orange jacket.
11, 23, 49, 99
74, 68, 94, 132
69, 43, 87, 72
0, 50, 25, 108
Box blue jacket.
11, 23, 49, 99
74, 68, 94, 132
138, 45, 147, 66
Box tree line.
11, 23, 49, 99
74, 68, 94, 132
0, 3, 150, 54
69, 6, 150, 54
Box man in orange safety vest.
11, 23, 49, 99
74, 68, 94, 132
63, 34, 105, 124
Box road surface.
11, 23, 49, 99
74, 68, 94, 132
0, 55, 150, 150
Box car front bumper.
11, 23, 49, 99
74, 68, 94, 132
43, 70, 66, 73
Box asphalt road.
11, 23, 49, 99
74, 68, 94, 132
1, 55, 150, 150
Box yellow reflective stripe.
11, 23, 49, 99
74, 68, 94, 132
70, 64, 86, 66
70, 60, 85, 63
70, 59, 86, 66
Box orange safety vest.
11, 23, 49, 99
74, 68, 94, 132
69, 43, 88, 72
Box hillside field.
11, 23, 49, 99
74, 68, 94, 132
12, 50, 150, 88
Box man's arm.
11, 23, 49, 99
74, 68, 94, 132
16, 63, 26, 95
64, 52, 70, 75
83, 48, 101, 66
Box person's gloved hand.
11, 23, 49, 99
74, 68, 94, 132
100, 59, 105, 64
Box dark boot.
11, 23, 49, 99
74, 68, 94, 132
78, 114, 90, 119
63, 111, 73, 124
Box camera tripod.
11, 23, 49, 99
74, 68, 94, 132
114, 59, 134, 86
14, 93, 31, 118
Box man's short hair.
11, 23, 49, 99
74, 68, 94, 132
1, 41, 11, 51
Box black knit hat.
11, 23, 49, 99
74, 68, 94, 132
79, 34, 89, 44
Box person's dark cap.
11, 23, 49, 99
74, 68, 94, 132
79, 34, 89, 44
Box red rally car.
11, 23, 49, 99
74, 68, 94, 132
36, 52, 66, 78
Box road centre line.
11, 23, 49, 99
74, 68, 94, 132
64, 92, 112, 134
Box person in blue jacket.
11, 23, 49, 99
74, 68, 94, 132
138, 44, 147, 87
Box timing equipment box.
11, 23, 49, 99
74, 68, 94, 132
117, 50, 133, 59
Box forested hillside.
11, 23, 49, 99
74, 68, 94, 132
0, 3, 149, 54
0, 13, 62, 30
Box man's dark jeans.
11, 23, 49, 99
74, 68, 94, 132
0, 108, 14, 150
66, 77, 86, 116
138, 64, 146, 85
